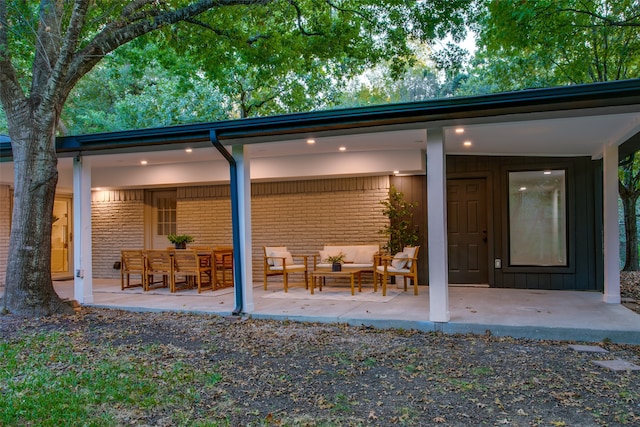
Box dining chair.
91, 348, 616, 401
173, 249, 213, 293
212, 247, 234, 290
120, 249, 146, 290
374, 246, 420, 296
263, 246, 309, 292
144, 249, 173, 291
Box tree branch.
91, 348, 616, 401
37, 0, 91, 121
287, 0, 323, 36
0, 0, 27, 120
62, 0, 272, 99
557, 7, 640, 27
325, 0, 373, 23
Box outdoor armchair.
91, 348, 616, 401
374, 246, 420, 296
263, 246, 309, 292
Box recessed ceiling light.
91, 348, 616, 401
339, 146, 346, 151
393, 170, 400, 175
543, 170, 552, 175
463, 141, 472, 147
185, 148, 193, 153
455, 128, 465, 134
307, 139, 315, 144
140, 160, 148, 165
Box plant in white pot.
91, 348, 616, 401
324, 252, 346, 271
167, 234, 194, 249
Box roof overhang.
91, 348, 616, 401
51, 79, 640, 156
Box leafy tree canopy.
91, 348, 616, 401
0, 0, 475, 316
463, 0, 640, 93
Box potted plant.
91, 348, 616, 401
167, 234, 194, 249
325, 252, 346, 271
378, 185, 419, 283
378, 185, 419, 255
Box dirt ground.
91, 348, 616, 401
1, 305, 640, 426
0, 275, 639, 425
621, 271, 640, 315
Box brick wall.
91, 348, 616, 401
88, 176, 390, 283
92, 190, 145, 279
250, 176, 389, 282
0, 185, 10, 286
177, 186, 233, 246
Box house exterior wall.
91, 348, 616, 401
447, 155, 602, 291
90, 176, 390, 283
0, 185, 10, 286
250, 176, 389, 283
92, 190, 145, 279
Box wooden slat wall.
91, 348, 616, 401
390, 175, 428, 285
447, 155, 602, 291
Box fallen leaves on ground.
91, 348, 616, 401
1, 307, 639, 426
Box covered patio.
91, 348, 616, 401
3, 80, 640, 336
51, 279, 640, 344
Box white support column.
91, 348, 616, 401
603, 144, 621, 303
426, 128, 450, 322
73, 156, 93, 304
233, 145, 254, 312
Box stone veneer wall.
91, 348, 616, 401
0, 185, 11, 286
89, 176, 390, 283
92, 189, 145, 279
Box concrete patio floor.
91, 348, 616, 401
47, 278, 640, 344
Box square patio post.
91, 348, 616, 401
232, 144, 254, 312
603, 144, 621, 303
426, 128, 450, 322
73, 155, 93, 303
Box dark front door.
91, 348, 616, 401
447, 178, 488, 284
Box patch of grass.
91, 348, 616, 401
0, 331, 224, 426
471, 366, 493, 376
363, 357, 376, 367
332, 393, 351, 412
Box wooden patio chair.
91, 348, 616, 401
120, 249, 146, 290
144, 249, 173, 291
263, 246, 309, 292
173, 249, 213, 293
212, 246, 234, 290
374, 246, 420, 296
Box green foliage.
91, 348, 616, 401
167, 234, 195, 245
48, 0, 475, 132
0, 332, 222, 426
324, 252, 347, 264
464, 0, 640, 93
379, 185, 419, 255
62, 40, 231, 134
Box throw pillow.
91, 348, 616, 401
270, 251, 294, 267
391, 252, 409, 269
403, 246, 417, 268
354, 248, 375, 264
265, 246, 288, 266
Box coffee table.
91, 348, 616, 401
310, 268, 363, 295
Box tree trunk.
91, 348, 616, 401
622, 195, 640, 271
2, 115, 73, 316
